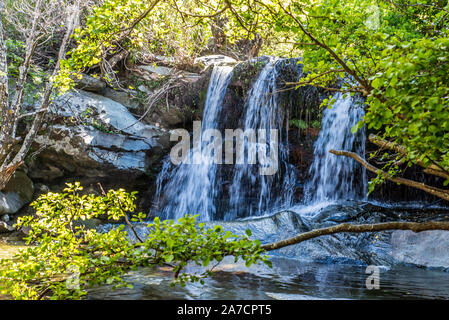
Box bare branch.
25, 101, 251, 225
283, 68, 345, 87
329, 149, 449, 201
262, 221, 449, 251
276, 2, 371, 94
0, 2, 80, 190
368, 134, 449, 180
11, 0, 43, 138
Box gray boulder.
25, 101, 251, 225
54, 90, 166, 141
0, 171, 34, 216
31, 125, 152, 179
74, 74, 106, 93
29, 90, 171, 181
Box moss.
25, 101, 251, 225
198, 87, 208, 109
230, 58, 269, 98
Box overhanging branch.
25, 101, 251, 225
261, 221, 449, 251
368, 134, 449, 180
329, 149, 449, 201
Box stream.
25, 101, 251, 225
2, 201, 449, 300
88, 200, 449, 300
85, 258, 449, 300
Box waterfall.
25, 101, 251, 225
154, 59, 299, 221
305, 92, 367, 203
225, 58, 297, 220
154, 65, 234, 221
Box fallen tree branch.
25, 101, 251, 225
368, 134, 449, 180
329, 149, 449, 201
261, 221, 449, 251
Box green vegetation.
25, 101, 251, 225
53, 0, 449, 195
1, 0, 449, 300
290, 119, 320, 130
0, 183, 269, 300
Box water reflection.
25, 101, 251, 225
87, 257, 449, 300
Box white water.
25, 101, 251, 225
154, 59, 299, 221
154, 66, 234, 221
226, 58, 296, 219
305, 92, 367, 203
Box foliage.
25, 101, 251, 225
365, 37, 449, 179
290, 119, 308, 130
0, 183, 269, 300
5, 0, 449, 192
54, 0, 219, 91
290, 119, 320, 130
244, 0, 449, 188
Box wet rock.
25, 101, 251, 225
199, 202, 449, 269
391, 230, 449, 269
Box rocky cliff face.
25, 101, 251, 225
1, 59, 217, 224
2, 55, 445, 228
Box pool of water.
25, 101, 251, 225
1, 241, 449, 300
86, 256, 449, 300
2, 200, 449, 300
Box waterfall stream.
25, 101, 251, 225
304, 92, 367, 203
226, 58, 296, 219
103, 60, 449, 300
154, 66, 234, 221
154, 59, 298, 221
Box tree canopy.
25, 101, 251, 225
54, 0, 449, 197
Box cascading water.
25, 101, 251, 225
154, 65, 234, 221
225, 58, 297, 220
154, 59, 298, 221
305, 92, 367, 203
136, 60, 449, 302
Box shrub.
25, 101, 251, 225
0, 182, 270, 300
